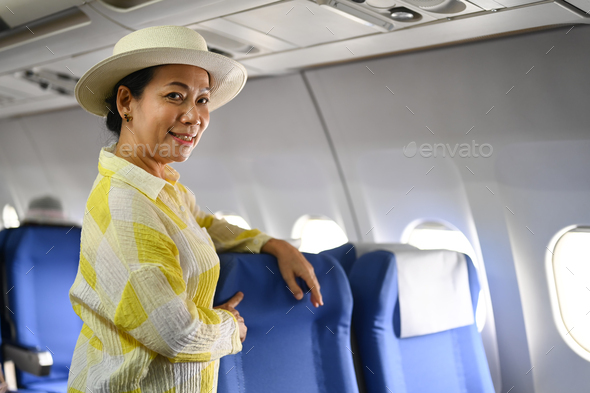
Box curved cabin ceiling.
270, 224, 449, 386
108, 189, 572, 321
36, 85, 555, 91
0, 0, 587, 119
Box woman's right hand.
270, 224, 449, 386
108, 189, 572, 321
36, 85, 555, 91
214, 291, 247, 343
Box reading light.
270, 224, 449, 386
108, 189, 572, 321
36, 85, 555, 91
389, 7, 422, 21
392, 11, 413, 19
317, 0, 395, 32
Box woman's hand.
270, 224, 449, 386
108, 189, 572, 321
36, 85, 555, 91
214, 291, 247, 343
261, 238, 324, 308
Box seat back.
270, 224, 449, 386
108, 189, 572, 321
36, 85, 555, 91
349, 250, 494, 393
0, 225, 82, 388
214, 252, 359, 393
319, 243, 357, 276
320, 242, 418, 276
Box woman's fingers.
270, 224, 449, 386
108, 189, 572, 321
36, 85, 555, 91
282, 272, 304, 300
226, 291, 244, 308
237, 315, 247, 343
217, 305, 240, 320
213, 292, 244, 319
276, 250, 324, 307
228, 307, 240, 319
302, 268, 323, 308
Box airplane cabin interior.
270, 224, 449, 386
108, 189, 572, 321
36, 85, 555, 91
0, 0, 589, 392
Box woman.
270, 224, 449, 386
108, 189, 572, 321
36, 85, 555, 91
68, 25, 323, 393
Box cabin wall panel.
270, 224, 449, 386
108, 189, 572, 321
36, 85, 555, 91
0, 109, 108, 222
0, 72, 357, 243
305, 23, 590, 393
181, 72, 358, 240
495, 141, 590, 393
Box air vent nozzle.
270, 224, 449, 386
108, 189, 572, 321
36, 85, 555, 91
15, 69, 79, 96
98, 0, 163, 11
207, 47, 234, 58
195, 28, 260, 56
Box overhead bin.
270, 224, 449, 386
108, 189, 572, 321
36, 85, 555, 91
0, 0, 77, 30
0, 4, 129, 76
89, 0, 281, 30
97, 0, 164, 11
0, 0, 587, 119
239, 0, 589, 74
0, 7, 90, 54
560, 0, 590, 12
0, 3, 129, 119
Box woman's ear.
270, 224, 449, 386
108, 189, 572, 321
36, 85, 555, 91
116, 85, 132, 116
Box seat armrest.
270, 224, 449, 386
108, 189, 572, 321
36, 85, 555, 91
2, 341, 53, 376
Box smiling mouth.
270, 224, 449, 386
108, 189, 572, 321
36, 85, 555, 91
169, 131, 195, 142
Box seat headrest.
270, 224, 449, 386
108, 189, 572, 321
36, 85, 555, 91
350, 242, 419, 258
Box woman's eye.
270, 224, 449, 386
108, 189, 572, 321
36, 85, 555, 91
167, 92, 182, 100
199, 97, 210, 104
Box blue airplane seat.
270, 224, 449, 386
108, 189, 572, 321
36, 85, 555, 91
320, 243, 419, 277
214, 252, 359, 393
319, 243, 356, 276
349, 250, 494, 393
0, 225, 82, 393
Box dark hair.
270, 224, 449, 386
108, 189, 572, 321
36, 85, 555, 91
104, 65, 213, 139
104, 65, 161, 138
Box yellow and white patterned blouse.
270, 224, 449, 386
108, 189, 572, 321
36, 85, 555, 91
67, 143, 272, 393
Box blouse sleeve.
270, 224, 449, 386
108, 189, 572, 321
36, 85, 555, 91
70, 186, 242, 363
178, 183, 273, 254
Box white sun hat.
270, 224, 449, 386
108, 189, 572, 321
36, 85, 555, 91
75, 25, 248, 117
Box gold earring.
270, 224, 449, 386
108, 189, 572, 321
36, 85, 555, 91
124, 113, 133, 122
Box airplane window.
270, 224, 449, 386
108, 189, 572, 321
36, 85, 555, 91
291, 214, 348, 254
2, 204, 20, 229
404, 221, 486, 332
214, 211, 251, 230
549, 227, 590, 356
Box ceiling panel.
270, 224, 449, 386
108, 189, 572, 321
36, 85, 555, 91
239, 1, 587, 73
225, 0, 381, 48
0, 4, 129, 76
560, 0, 590, 12
466, 0, 507, 10
34, 46, 114, 78
0, 0, 83, 28
493, 0, 547, 6
0, 74, 50, 98
0, 94, 76, 118
89, 0, 282, 30
195, 18, 297, 54
0, 0, 587, 121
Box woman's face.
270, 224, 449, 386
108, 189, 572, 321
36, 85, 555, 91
117, 64, 211, 166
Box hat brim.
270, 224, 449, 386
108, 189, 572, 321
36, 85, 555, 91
75, 47, 248, 117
